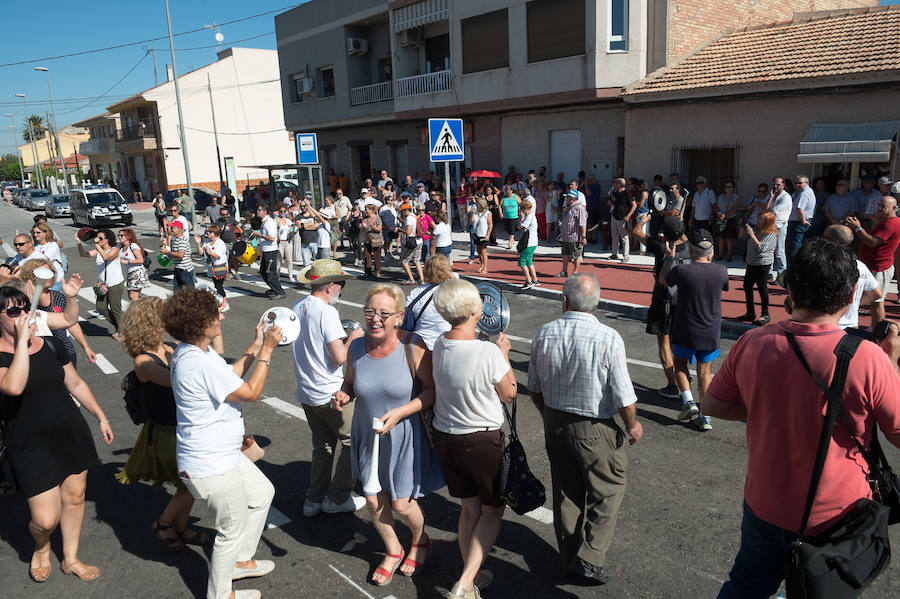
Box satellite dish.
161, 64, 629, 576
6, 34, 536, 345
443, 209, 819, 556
215, 32, 224, 43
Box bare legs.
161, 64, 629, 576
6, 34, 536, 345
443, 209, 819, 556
657, 334, 676, 387
365, 494, 427, 583
455, 498, 504, 592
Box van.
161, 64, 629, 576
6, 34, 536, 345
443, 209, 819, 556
70, 185, 133, 228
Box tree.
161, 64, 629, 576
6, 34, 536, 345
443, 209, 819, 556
0, 153, 23, 181
21, 115, 46, 142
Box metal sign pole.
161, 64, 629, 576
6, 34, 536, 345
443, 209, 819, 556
445, 161, 452, 226
317, 165, 325, 209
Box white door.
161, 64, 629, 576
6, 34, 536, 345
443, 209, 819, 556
549, 129, 582, 183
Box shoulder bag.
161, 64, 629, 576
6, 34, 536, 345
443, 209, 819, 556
402, 331, 434, 448
783, 333, 893, 598
93, 258, 108, 297
400, 285, 436, 332
516, 227, 530, 254
498, 397, 546, 515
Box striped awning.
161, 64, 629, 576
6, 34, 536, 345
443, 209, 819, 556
393, 0, 448, 33
798, 121, 900, 163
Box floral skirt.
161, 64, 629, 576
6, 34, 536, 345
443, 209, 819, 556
126, 267, 150, 292
114, 421, 185, 492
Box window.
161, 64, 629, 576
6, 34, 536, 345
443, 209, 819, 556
609, 0, 628, 52
291, 73, 308, 103
388, 143, 408, 181
672, 146, 739, 195
527, 0, 585, 62
318, 67, 335, 98
461, 9, 509, 74
143, 155, 155, 177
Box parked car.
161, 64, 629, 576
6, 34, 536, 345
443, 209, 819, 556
11, 187, 26, 207
163, 186, 219, 213
23, 189, 51, 211
70, 185, 133, 227
45, 194, 71, 218
254, 179, 299, 202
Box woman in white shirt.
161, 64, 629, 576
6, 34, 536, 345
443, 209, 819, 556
517, 199, 540, 289
75, 229, 124, 340
399, 203, 424, 285
117, 228, 149, 301
276, 208, 295, 282
405, 254, 454, 350
200, 225, 229, 309
430, 279, 516, 599
30, 223, 64, 285
432, 213, 453, 259
164, 287, 281, 599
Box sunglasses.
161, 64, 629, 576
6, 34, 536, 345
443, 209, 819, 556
2, 303, 30, 318
13, 241, 30, 247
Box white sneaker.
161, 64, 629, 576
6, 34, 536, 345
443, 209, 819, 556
232, 559, 275, 580
234, 591, 261, 599
322, 495, 366, 513
302, 498, 322, 518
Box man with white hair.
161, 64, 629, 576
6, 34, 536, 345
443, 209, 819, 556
663, 229, 729, 431
528, 273, 642, 585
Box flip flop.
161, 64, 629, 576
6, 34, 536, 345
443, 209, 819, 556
371, 548, 405, 587
399, 536, 431, 576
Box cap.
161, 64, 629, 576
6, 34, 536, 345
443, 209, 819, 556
862, 174, 876, 182
687, 228, 714, 250
360, 188, 369, 195
892, 182, 900, 196
399, 203, 412, 211
400, 191, 411, 197
565, 190, 578, 199
878, 176, 892, 186
168, 220, 184, 230
661, 216, 684, 241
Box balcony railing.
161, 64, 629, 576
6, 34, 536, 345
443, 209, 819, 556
79, 138, 115, 155
349, 81, 394, 106
395, 69, 451, 98
116, 125, 157, 142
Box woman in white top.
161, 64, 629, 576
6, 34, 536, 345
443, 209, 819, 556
164, 287, 281, 599
75, 229, 124, 340
430, 279, 516, 599
517, 199, 540, 289
432, 213, 453, 259
405, 254, 454, 350
30, 223, 64, 285
470, 197, 493, 274
117, 228, 149, 301
276, 208, 295, 282
399, 203, 424, 285
200, 225, 229, 308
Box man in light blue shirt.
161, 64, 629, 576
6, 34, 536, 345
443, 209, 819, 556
856, 174, 882, 230
787, 175, 816, 264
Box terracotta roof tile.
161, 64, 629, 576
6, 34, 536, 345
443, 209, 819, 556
624, 7, 900, 100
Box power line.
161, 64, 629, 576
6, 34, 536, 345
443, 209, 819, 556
149, 30, 274, 52
57, 52, 150, 116
184, 125, 287, 135
0, 4, 299, 68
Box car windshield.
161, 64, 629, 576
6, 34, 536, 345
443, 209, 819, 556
30, 190, 50, 197
52, 195, 68, 203
88, 192, 124, 205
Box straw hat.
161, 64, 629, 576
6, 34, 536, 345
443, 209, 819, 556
296, 259, 355, 285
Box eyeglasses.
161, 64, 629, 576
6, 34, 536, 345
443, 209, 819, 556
1, 303, 30, 318
13, 241, 30, 247
724, 185, 734, 189
363, 309, 400, 321
96, 236, 106, 241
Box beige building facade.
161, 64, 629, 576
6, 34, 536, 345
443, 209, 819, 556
17, 126, 89, 170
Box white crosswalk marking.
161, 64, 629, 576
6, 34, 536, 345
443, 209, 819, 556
261, 396, 308, 421
93, 353, 119, 374
265, 507, 291, 530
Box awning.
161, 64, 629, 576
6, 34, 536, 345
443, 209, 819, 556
393, 0, 448, 33
797, 121, 900, 163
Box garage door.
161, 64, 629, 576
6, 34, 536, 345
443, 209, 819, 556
549, 129, 582, 183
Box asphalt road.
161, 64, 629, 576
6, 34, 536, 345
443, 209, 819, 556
1, 203, 899, 599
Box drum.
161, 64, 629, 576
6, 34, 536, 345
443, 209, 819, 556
232, 241, 258, 265
230, 240, 247, 259
156, 253, 173, 267
77, 227, 97, 242
475, 282, 509, 337
650, 189, 668, 214
259, 307, 300, 345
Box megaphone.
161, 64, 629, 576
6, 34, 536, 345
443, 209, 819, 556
77, 227, 97, 242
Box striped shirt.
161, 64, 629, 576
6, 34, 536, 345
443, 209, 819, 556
746, 231, 777, 266
171, 234, 194, 271
560, 203, 587, 243
528, 312, 637, 419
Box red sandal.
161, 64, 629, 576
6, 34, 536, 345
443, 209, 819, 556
400, 535, 432, 576
372, 548, 405, 587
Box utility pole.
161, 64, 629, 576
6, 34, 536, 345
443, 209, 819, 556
164, 0, 195, 228
5, 115, 26, 185
36, 67, 69, 193
207, 73, 224, 194
14, 94, 43, 185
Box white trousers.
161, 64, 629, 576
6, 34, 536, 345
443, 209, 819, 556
182, 454, 275, 599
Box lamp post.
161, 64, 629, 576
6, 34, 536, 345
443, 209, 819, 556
14, 94, 43, 185
164, 0, 195, 228
35, 67, 69, 193
5, 115, 26, 186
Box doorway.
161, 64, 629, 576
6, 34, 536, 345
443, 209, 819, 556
549, 129, 582, 182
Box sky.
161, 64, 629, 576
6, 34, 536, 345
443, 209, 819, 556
0, 0, 305, 155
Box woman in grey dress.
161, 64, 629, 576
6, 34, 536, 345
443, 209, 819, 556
334, 283, 443, 587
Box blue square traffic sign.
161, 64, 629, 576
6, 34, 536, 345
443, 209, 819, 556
428, 118, 464, 162
296, 132, 318, 165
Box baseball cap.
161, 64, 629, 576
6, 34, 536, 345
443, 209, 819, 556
168, 220, 184, 230
359, 188, 369, 195
661, 216, 684, 241
878, 176, 892, 186
892, 182, 900, 196
687, 228, 714, 250
565, 190, 578, 199
399, 203, 412, 211
400, 191, 411, 198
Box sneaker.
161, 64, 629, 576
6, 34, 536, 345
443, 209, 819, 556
608, 254, 620, 261
658, 384, 680, 399
234, 591, 262, 599
736, 312, 756, 322
522, 282, 534, 290
233, 272, 242, 281
322, 495, 366, 514
232, 559, 275, 580
621, 255, 629, 263
302, 499, 322, 517
532, 281, 541, 287
694, 415, 713, 431
678, 402, 700, 421
218, 299, 230, 313
555, 271, 568, 278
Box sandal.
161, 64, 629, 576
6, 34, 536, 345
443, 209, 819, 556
177, 526, 211, 546
60, 559, 100, 582
152, 519, 185, 552
371, 548, 405, 587
400, 535, 432, 576
29, 546, 51, 583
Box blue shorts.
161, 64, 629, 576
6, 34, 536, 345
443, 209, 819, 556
672, 344, 720, 364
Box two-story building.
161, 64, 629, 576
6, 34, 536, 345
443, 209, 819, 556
275, 0, 877, 190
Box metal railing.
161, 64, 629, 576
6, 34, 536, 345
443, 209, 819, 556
116, 125, 157, 142
349, 81, 394, 106
395, 69, 451, 98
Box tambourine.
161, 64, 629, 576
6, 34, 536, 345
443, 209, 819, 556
259, 307, 300, 345
475, 282, 509, 337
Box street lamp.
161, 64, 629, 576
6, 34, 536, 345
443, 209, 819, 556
14, 93, 43, 185
35, 67, 69, 193
5, 115, 26, 186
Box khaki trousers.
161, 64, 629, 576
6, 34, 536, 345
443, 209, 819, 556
302, 402, 355, 504
543, 407, 628, 570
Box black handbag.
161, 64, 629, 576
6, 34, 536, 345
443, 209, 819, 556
498, 398, 546, 515
405, 236, 418, 250
516, 229, 529, 254
784, 333, 893, 598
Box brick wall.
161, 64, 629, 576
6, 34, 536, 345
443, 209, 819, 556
667, 0, 878, 63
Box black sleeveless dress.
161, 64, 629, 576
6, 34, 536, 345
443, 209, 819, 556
0, 337, 99, 498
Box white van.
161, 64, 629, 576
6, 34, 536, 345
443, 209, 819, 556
70, 185, 133, 228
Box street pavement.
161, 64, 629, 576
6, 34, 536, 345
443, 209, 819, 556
1, 203, 899, 599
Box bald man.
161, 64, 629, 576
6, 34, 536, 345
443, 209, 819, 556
823, 224, 881, 330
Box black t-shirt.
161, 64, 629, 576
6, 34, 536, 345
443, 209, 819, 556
216, 217, 239, 243
299, 217, 319, 244
665, 262, 729, 351
646, 238, 690, 281
611, 189, 633, 220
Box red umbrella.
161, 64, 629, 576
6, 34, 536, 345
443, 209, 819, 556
468, 170, 501, 178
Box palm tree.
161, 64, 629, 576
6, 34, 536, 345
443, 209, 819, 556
21, 115, 47, 142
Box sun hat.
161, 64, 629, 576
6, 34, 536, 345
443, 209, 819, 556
296, 259, 355, 285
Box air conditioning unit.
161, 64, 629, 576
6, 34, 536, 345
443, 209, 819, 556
347, 37, 368, 55
297, 77, 314, 94
400, 28, 423, 47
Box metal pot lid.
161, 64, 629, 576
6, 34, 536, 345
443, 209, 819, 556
259, 306, 301, 345
475, 282, 509, 336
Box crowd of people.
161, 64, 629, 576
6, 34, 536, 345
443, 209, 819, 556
1, 163, 900, 599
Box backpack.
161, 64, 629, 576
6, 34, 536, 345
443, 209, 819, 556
400, 285, 436, 331
135, 243, 151, 269
121, 352, 167, 425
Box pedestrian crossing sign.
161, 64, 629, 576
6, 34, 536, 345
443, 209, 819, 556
428, 118, 464, 162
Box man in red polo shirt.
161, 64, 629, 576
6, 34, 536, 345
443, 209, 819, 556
845, 195, 900, 324
702, 238, 900, 598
